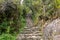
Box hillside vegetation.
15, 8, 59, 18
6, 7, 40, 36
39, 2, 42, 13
0, 0, 60, 40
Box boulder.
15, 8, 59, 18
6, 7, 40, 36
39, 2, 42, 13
43, 18, 60, 40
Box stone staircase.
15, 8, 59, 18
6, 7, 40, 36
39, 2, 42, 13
17, 15, 42, 40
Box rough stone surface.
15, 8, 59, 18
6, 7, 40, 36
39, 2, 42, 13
43, 18, 60, 40
53, 35, 60, 40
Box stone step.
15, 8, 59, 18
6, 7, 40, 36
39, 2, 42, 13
25, 26, 41, 28
17, 34, 42, 40
17, 17, 43, 40
32, 31, 40, 34
24, 27, 40, 30
21, 30, 40, 34
21, 31, 33, 34
21, 31, 40, 34
19, 34, 39, 36
24, 27, 40, 29
17, 34, 41, 38
23, 29, 40, 31
17, 37, 41, 40
22, 29, 41, 34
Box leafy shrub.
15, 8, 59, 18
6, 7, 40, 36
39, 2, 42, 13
0, 1, 26, 34
0, 2, 18, 34
0, 33, 16, 40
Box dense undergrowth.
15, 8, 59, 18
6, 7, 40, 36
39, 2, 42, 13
25, 0, 60, 26
0, 0, 26, 40
0, 0, 60, 40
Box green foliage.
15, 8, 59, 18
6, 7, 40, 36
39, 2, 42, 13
0, 34, 16, 40
17, 4, 26, 33
0, 0, 60, 40
23, 0, 60, 25
0, 0, 26, 40
24, 0, 41, 25
55, 0, 60, 8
